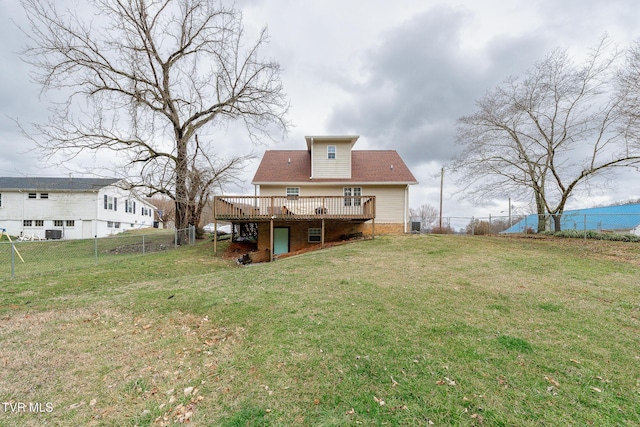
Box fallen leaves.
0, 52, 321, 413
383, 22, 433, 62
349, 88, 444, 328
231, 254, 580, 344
436, 377, 457, 386
544, 376, 560, 387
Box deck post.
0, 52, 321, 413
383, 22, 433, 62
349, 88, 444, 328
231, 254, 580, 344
321, 218, 325, 249
213, 197, 218, 255
270, 218, 274, 262
372, 217, 375, 240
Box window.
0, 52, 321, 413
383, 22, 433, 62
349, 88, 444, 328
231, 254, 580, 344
23, 220, 33, 227
125, 199, 135, 213
327, 145, 336, 159
344, 187, 362, 207
286, 187, 300, 198
54, 220, 64, 227
40, 193, 49, 199
28, 193, 37, 199
104, 195, 118, 210
114, 222, 120, 229
308, 228, 322, 243
107, 221, 113, 228
66, 220, 75, 227
35, 220, 44, 227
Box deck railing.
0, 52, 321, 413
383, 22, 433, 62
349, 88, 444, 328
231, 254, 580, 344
214, 195, 375, 221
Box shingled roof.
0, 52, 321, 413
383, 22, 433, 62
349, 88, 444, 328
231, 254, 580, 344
0, 177, 120, 191
252, 150, 417, 184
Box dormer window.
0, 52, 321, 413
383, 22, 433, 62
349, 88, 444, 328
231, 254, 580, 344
327, 145, 336, 159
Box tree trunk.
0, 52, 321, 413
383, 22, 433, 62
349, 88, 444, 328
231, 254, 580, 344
175, 138, 189, 244
552, 214, 562, 232
535, 192, 547, 233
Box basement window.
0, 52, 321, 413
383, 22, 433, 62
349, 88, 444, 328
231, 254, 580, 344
308, 228, 322, 243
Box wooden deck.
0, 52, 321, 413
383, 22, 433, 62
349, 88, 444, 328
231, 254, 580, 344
214, 195, 376, 221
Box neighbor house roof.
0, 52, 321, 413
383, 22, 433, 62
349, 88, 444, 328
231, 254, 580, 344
503, 203, 640, 233
252, 150, 418, 184
0, 177, 120, 191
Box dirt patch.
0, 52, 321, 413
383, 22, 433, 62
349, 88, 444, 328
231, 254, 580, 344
107, 243, 170, 254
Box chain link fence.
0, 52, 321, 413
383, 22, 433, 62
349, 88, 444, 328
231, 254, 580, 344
0, 226, 196, 280
417, 212, 640, 239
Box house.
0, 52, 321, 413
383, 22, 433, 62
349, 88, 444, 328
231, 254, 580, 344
213, 135, 417, 261
0, 177, 156, 239
502, 203, 640, 234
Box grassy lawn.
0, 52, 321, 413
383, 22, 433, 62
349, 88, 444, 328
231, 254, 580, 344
1, 235, 639, 426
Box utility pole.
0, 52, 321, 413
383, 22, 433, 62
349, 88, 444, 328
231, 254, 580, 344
439, 167, 444, 230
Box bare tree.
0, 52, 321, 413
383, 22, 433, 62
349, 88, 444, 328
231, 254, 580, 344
451, 37, 640, 232
410, 204, 438, 232
19, 0, 289, 236
148, 196, 175, 227
618, 38, 640, 143
134, 134, 253, 231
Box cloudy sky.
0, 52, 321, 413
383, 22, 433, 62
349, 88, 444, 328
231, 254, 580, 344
2, 0, 640, 220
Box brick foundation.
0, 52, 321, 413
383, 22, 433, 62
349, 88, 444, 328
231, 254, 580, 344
254, 220, 405, 256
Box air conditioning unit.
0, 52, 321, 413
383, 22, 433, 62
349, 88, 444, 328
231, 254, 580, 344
45, 229, 62, 240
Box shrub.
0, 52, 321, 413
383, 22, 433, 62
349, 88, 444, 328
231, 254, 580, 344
548, 229, 640, 242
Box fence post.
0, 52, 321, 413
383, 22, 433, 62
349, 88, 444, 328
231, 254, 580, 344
471, 216, 475, 235
11, 242, 15, 279
524, 216, 528, 235
142, 234, 146, 255
584, 214, 587, 241
94, 235, 98, 265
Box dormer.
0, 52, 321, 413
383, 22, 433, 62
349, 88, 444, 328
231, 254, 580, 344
305, 135, 358, 179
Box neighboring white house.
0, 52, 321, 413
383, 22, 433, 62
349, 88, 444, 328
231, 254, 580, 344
0, 177, 156, 239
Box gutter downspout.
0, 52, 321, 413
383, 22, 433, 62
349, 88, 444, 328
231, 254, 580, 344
404, 185, 409, 233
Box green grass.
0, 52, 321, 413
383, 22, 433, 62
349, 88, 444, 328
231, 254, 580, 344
0, 230, 177, 280
1, 235, 639, 426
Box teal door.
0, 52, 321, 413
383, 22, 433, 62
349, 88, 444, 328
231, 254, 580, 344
273, 227, 290, 255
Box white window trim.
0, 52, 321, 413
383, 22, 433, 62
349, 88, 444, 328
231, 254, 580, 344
343, 187, 362, 207
286, 187, 300, 198
327, 145, 336, 159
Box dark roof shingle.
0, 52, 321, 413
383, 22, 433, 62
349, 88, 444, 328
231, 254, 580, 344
252, 150, 417, 184
0, 177, 120, 191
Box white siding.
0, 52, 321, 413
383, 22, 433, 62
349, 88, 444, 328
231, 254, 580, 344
311, 141, 351, 179
0, 184, 155, 239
